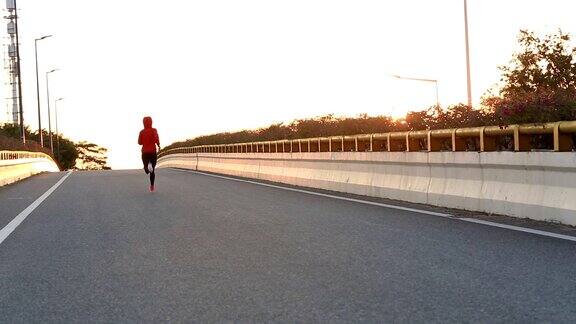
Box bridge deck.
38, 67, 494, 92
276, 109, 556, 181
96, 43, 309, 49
0, 169, 575, 322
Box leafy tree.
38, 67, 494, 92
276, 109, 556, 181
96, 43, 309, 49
405, 107, 436, 130
0, 123, 21, 138
405, 104, 490, 130
484, 30, 576, 124
499, 30, 576, 94
1, 123, 52, 156
75, 141, 110, 170
57, 137, 79, 170
443, 104, 489, 128
162, 114, 398, 151
483, 88, 576, 124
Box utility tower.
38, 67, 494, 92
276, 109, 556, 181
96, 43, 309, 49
4, 0, 24, 141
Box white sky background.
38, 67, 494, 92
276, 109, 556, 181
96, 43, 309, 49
1, 0, 576, 169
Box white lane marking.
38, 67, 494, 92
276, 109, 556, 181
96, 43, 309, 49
171, 168, 453, 218
460, 218, 576, 242
171, 168, 576, 243
0, 171, 72, 245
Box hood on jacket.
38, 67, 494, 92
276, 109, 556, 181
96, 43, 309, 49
143, 116, 153, 129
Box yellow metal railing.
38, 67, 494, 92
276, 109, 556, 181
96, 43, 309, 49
159, 121, 576, 158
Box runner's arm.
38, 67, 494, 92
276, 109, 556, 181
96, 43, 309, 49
155, 130, 160, 149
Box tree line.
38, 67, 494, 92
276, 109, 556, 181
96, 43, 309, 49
164, 29, 576, 152
0, 123, 110, 170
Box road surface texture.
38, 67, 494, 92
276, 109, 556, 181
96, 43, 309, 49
0, 169, 575, 322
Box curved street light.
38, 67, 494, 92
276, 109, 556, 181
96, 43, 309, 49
55, 97, 64, 161
46, 68, 59, 154
392, 74, 439, 108
34, 34, 52, 147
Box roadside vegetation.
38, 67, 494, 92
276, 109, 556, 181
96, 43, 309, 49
0, 123, 109, 170
164, 29, 576, 152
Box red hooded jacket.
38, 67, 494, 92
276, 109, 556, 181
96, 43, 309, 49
138, 116, 160, 153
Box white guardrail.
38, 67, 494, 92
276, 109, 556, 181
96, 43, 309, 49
0, 151, 60, 186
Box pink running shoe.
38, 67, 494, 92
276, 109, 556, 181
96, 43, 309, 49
149, 185, 155, 192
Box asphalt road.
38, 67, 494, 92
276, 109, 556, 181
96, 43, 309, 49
0, 169, 575, 323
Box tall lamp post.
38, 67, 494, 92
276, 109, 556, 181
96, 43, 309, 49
55, 97, 64, 161
46, 68, 58, 154
464, 0, 472, 107
34, 35, 52, 147
392, 75, 439, 108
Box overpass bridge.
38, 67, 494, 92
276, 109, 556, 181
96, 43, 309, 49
1, 122, 576, 322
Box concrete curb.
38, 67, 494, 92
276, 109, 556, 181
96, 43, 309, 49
0, 157, 60, 187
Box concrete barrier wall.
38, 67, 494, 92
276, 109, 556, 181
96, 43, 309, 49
158, 152, 576, 225
0, 157, 60, 187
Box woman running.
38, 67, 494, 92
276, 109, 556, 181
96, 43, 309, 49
138, 116, 160, 192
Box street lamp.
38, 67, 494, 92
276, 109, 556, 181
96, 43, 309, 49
392, 74, 439, 108
464, 0, 472, 107
34, 34, 52, 147
55, 97, 64, 161
46, 68, 59, 154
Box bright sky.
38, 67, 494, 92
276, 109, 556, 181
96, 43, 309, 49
1, 0, 575, 169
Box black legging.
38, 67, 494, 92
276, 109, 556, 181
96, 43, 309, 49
142, 152, 157, 186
